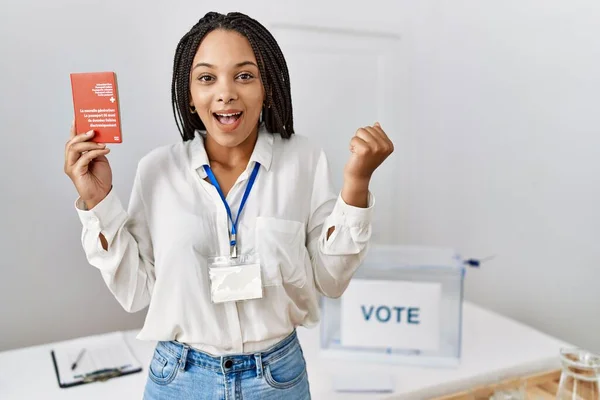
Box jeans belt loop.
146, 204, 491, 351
254, 353, 263, 379
179, 344, 189, 372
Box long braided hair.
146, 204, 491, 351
171, 12, 294, 141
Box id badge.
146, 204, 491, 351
208, 254, 263, 304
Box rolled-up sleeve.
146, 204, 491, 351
306, 150, 374, 298
75, 168, 155, 313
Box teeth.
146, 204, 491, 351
216, 112, 241, 117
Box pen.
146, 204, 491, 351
74, 365, 132, 380
71, 348, 86, 370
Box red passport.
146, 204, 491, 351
70, 72, 122, 143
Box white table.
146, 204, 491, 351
0, 302, 570, 399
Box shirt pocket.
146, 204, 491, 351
255, 217, 307, 288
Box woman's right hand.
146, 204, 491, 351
64, 121, 112, 209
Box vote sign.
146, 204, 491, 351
340, 279, 442, 351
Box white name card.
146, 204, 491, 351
340, 279, 442, 351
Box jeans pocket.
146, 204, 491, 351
264, 345, 308, 390
148, 346, 179, 385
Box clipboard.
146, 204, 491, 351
49, 331, 143, 388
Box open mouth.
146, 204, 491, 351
213, 111, 243, 126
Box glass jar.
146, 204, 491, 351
556, 348, 600, 400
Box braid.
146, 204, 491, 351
171, 28, 209, 140
171, 12, 294, 141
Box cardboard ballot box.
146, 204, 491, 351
320, 245, 465, 367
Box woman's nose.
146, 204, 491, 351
217, 81, 238, 104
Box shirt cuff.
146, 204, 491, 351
329, 191, 375, 228
74, 189, 126, 232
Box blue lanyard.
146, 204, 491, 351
203, 162, 260, 258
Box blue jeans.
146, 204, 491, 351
143, 330, 311, 400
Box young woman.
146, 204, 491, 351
64, 11, 393, 400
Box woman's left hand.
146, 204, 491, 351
343, 122, 394, 184
339, 122, 394, 208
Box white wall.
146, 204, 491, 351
0, 0, 598, 354
400, 1, 600, 352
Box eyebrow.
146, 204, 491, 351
193, 61, 258, 70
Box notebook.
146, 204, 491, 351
50, 331, 143, 388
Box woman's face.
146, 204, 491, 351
190, 29, 265, 148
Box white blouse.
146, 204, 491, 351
75, 125, 374, 355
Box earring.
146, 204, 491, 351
190, 105, 197, 114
